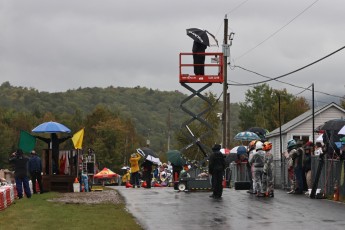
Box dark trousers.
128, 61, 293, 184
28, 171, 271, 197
294, 167, 304, 193
211, 170, 223, 198
15, 176, 31, 198
193, 54, 205, 75
143, 170, 152, 188
31, 171, 43, 193
131, 171, 140, 187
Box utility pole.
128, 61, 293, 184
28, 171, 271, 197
167, 107, 171, 151
312, 83, 315, 153
226, 93, 231, 147
222, 14, 228, 148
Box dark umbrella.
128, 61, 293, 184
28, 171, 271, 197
166, 150, 186, 167
136, 147, 161, 165
246, 127, 268, 139
315, 119, 345, 132
186, 28, 218, 47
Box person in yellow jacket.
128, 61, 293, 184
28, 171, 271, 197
130, 153, 141, 188
122, 169, 131, 185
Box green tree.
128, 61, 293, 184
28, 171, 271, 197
175, 92, 221, 162
341, 98, 345, 109
239, 84, 309, 132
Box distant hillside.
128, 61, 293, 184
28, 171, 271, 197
0, 81, 240, 150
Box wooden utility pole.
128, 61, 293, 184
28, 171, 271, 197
222, 15, 228, 148
226, 93, 231, 147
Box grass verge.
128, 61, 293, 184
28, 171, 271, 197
0, 191, 143, 230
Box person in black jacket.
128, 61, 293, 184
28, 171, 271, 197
28, 150, 44, 194
141, 160, 153, 188
9, 149, 31, 199
208, 144, 226, 199
192, 41, 207, 75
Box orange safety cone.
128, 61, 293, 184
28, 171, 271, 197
125, 181, 133, 188
142, 181, 147, 188
74, 178, 79, 183
154, 182, 162, 187
222, 178, 226, 188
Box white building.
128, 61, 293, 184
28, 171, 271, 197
266, 102, 345, 160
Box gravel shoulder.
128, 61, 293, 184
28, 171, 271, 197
48, 189, 123, 205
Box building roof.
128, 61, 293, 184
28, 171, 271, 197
266, 102, 345, 138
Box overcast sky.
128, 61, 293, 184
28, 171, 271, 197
1, 0, 344, 104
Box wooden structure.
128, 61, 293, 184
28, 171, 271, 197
41, 149, 78, 192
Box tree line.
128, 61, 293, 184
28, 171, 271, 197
2, 81, 340, 172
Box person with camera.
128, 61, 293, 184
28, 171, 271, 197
9, 149, 32, 199
28, 150, 44, 194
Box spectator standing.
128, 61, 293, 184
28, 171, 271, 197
249, 141, 265, 197
314, 142, 323, 156
208, 144, 226, 199
286, 139, 304, 194
130, 153, 141, 188
28, 150, 44, 194
141, 160, 153, 189
303, 141, 314, 194
9, 149, 31, 199
262, 142, 274, 197
247, 140, 257, 194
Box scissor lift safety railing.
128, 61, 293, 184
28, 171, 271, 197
179, 52, 224, 83
179, 52, 224, 168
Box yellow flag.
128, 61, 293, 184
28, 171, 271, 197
72, 128, 84, 149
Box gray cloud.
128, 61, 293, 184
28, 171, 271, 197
1, 0, 344, 103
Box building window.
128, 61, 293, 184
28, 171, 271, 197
292, 135, 310, 144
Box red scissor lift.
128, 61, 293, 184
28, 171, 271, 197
176, 52, 224, 191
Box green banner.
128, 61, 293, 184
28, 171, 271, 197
19, 130, 36, 153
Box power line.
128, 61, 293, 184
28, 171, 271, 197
228, 45, 345, 91
228, 80, 332, 105
235, 0, 320, 61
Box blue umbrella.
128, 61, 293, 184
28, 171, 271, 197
234, 131, 260, 141
32, 121, 71, 133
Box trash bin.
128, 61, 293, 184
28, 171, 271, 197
73, 182, 80, 192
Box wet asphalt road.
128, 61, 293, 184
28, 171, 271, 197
112, 186, 345, 230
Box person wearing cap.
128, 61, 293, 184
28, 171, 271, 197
130, 153, 141, 188
9, 149, 31, 199
249, 141, 266, 197
208, 144, 226, 199
28, 150, 44, 194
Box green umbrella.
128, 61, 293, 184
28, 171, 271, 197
340, 136, 345, 143
166, 150, 186, 167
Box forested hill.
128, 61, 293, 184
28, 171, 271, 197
0, 81, 240, 151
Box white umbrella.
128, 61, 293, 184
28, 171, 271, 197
230, 146, 247, 154
220, 148, 230, 155
338, 125, 345, 135
316, 134, 323, 142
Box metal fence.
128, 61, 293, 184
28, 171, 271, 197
226, 158, 345, 199
279, 156, 344, 198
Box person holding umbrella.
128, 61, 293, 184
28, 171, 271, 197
192, 40, 207, 75
186, 28, 218, 75
141, 160, 153, 189
35, 133, 71, 174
